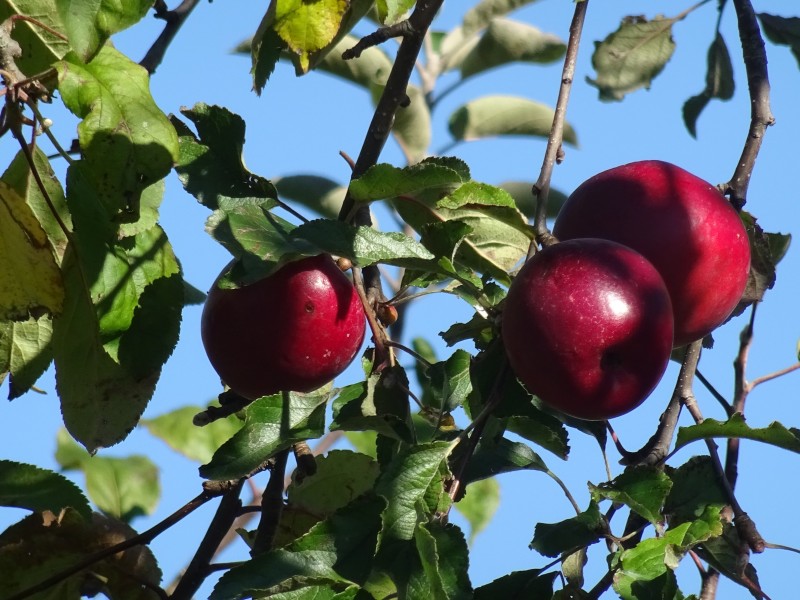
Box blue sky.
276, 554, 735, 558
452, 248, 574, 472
1, 1, 798, 598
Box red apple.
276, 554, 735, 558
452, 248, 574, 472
201, 254, 366, 400
502, 239, 674, 420
553, 160, 751, 346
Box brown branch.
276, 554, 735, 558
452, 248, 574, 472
726, 305, 756, 488
699, 568, 721, 600
619, 341, 702, 466
724, 0, 774, 209
170, 479, 245, 600
532, 0, 589, 242
140, 0, 202, 74
250, 447, 290, 556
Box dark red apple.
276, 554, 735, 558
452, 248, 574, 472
201, 254, 366, 400
502, 239, 674, 420
553, 160, 751, 346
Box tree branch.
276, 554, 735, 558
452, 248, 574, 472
170, 479, 245, 600
619, 341, 702, 466
724, 0, 774, 209
533, 0, 589, 243
140, 0, 202, 74
250, 447, 289, 556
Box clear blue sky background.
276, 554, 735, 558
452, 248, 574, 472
1, 1, 798, 598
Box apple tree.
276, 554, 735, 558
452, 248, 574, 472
0, 0, 798, 599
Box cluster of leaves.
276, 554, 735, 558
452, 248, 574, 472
1, 1, 800, 600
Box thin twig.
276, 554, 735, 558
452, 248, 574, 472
695, 369, 734, 417
727, 305, 756, 488
532, 0, 589, 243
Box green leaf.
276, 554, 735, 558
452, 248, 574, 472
376, 0, 415, 25
463, 433, 548, 485
331, 368, 415, 444
350, 158, 471, 202
683, 33, 735, 138
275, 174, 345, 219
407, 522, 472, 600
250, 25, 284, 94
0, 460, 90, 519
173, 103, 277, 211
474, 569, 558, 599
590, 467, 672, 525
425, 349, 473, 414
55, 0, 151, 62
375, 441, 453, 542
200, 389, 332, 480
588, 15, 677, 101
287, 450, 380, 517
53, 227, 180, 452
675, 413, 800, 454
454, 477, 499, 543
664, 456, 728, 524
2, 147, 71, 263
0, 0, 69, 74
448, 95, 577, 144
205, 200, 313, 286
530, 502, 604, 558
56, 45, 179, 226
694, 521, 761, 592
56, 431, 160, 522
733, 211, 790, 315
611, 521, 712, 599
142, 405, 243, 464
460, 18, 565, 78
758, 13, 800, 69
291, 218, 436, 268
0, 181, 64, 321
211, 495, 384, 600
462, 0, 542, 36
440, 312, 493, 348
0, 314, 52, 399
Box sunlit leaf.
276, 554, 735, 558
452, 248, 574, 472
0, 314, 53, 399
375, 441, 452, 542
350, 158, 471, 202
376, 0, 415, 25
0, 181, 64, 321
448, 95, 577, 144
200, 388, 332, 480
675, 413, 800, 454
0, 460, 90, 519
56, 46, 179, 228
588, 15, 677, 101
0, 0, 69, 74
590, 467, 672, 525
55, 0, 151, 62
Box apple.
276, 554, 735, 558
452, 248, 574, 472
201, 254, 366, 400
553, 160, 751, 346
502, 238, 674, 420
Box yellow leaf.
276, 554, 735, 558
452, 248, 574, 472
0, 181, 64, 320
274, 0, 349, 73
